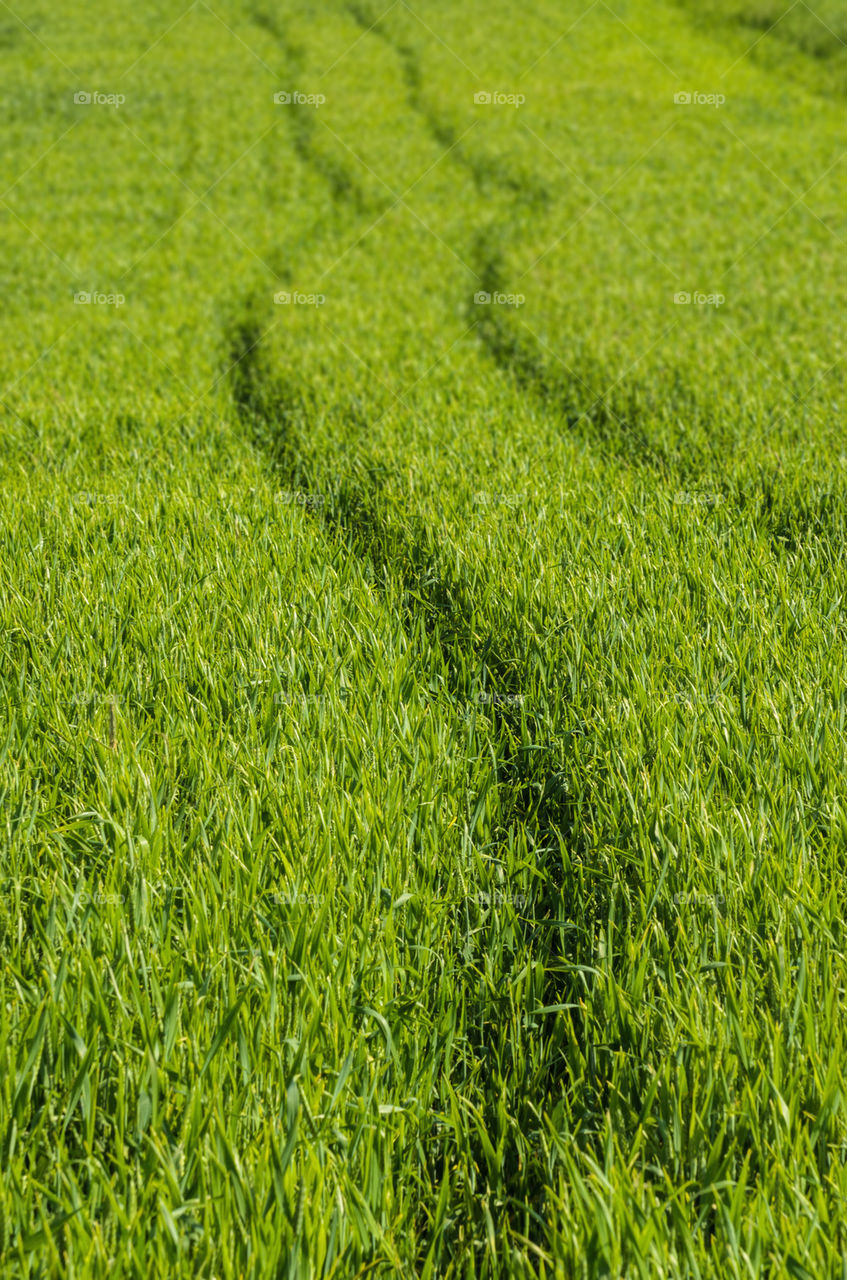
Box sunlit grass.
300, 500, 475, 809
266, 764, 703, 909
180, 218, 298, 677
1, 1, 846, 1275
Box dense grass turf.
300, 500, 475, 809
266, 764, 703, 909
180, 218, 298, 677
2, 1, 847, 1275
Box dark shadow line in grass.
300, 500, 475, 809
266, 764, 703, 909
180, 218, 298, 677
247, 3, 376, 219
344, 1, 553, 207
225, 308, 623, 1242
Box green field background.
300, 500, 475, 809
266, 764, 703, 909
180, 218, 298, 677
1, 1, 846, 1276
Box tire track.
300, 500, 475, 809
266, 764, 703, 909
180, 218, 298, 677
230, 4, 655, 1253
225, 305, 618, 1261
250, 4, 374, 216
344, 2, 697, 476
255, 0, 688, 476
346, 2, 552, 206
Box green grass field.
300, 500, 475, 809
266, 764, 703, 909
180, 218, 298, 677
2, 1, 847, 1275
